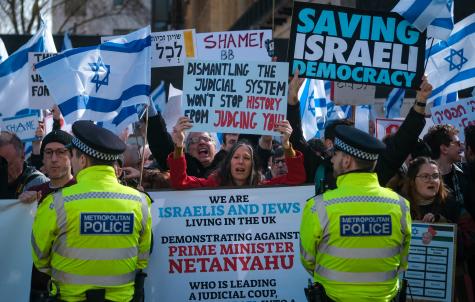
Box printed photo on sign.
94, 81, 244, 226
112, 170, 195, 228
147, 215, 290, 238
29, 52, 57, 109
288, 3, 426, 89
1, 113, 39, 142
196, 30, 272, 62
183, 59, 288, 135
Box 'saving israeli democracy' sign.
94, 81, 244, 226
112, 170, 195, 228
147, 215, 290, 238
288, 3, 426, 89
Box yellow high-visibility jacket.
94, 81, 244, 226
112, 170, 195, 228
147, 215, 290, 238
32, 165, 152, 302
300, 172, 411, 302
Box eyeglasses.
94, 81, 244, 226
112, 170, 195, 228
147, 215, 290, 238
188, 136, 213, 144
416, 173, 440, 182
450, 140, 461, 147
44, 148, 70, 158
272, 159, 286, 165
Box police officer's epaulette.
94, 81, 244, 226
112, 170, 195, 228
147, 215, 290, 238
139, 190, 155, 204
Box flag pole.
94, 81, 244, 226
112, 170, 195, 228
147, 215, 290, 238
424, 37, 435, 72
138, 103, 149, 189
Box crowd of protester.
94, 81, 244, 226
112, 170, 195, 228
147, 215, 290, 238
1, 75, 475, 299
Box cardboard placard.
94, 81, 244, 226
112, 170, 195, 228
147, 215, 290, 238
332, 81, 377, 105
182, 59, 288, 135
196, 30, 272, 62
430, 97, 475, 142
288, 3, 426, 89
29, 52, 57, 109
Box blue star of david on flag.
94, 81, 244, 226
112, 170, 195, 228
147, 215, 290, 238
89, 57, 111, 92
444, 48, 468, 71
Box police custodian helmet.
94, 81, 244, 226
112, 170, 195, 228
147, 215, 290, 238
333, 125, 385, 161
70, 120, 126, 161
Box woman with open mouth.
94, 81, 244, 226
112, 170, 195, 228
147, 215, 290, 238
167, 117, 306, 189
401, 156, 461, 223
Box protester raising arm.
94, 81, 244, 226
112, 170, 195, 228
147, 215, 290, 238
287, 70, 323, 183
376, 76, 432, 186
167, 117, 305, 189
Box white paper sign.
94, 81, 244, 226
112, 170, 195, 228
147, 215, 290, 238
196, 30, 272, 62
2, 113, 39, 142
146, 186, 315, 302
183, 60, 288, 135
29, 52, 57, 109
332, 81, 377, 105
153, 29, 197, 67
102, 30, 197, 68
430, 97, 475, 142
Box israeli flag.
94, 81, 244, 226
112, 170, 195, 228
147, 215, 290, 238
427, 0, 454, 40
0, 38, 8, 63
150, 81, 166, 112
432, 91, 458, 107
299, 78, 327, 140
324, 81, 351, 120
0, 22, 56, 117
97, 105, 139, 134
61, 31, 73, 51
426, 13, 475, 102
36, 26, 151, 123
384, 87, 405, 118
392, 0, 454, 40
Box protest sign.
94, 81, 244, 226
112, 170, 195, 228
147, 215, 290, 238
403, 222, 456, 302
431, 97, 475, 142
102, 30, 196, 67
0, 200, 36, 302
147, 185, 315, 302
183, 59, 288, 135
152, 29, 196, 67
288, 3, 425, 89
196, 30, 272, 62
332, 81, 376, 105
29, 52, 57, 109
375, 118, 403, 140
2, 113, 39, 142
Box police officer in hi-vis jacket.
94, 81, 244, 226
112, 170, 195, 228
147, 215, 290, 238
31, 121, 152, 302
300, 125, 412, 302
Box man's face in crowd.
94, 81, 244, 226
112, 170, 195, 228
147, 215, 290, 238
270, 155, 288, 178
445, 135, 463, 163
222, 134, 239, 152
70, 148, 85, 177
187, 132, 216, 167
0, 144, 24, 184
42, 142, 71, 181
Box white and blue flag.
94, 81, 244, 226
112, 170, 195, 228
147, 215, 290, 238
150, 81, 166, 112
61, 31, 73, 51
0, 22, 56, 117
36, 26, 151, 123
425, 13, 475, 103
384, 87, 405, 118
96, 104, 140, 134
432, 91, 458, 107
0, 38, 8, 63
392, 0, 454, 40
299, 78, 327, 140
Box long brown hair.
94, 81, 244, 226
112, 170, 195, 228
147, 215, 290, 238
403, 156, 448, 219
215, 140, 261, 186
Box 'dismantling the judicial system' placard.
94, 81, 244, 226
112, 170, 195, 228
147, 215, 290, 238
288, 2, 426, 90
